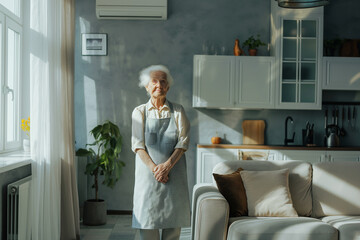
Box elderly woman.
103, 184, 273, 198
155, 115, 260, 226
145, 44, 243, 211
131, 65, 190, 240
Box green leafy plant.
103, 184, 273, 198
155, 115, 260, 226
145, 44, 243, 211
242, 34, 266, 50
76, 120, 125, 201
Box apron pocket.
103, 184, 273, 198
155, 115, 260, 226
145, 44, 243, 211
145, 132, 157, 145
164, 131, 177, 146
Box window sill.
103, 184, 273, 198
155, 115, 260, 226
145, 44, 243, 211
0, 151, 32, 174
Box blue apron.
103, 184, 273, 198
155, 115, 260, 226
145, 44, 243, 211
132, 101, 190, 229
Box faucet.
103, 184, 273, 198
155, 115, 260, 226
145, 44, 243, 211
284, 116, 295, 146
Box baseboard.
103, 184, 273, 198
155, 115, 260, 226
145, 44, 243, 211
107, 210, 132, 215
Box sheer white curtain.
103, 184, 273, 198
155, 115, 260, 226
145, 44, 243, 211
29, 0, 79, 239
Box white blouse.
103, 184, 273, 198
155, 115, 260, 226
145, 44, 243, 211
131, 99, 190, 153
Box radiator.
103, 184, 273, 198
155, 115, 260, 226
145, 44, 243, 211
7, 176, 32, 240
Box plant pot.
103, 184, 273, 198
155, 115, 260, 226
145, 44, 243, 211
83, 199, 107, 226
249, 49, 257, 56
23, 139, 30, 152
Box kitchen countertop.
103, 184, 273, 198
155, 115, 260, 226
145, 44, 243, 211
197, 144, 360, 151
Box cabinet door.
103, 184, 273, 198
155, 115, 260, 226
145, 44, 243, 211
279, 150, 323, 163
193, 55, 235, 108
326, 151, 360, 162
278, 17, 322, 110
196, 148, 237, 184
235, 57, 275, 108
322, 57, 360, 90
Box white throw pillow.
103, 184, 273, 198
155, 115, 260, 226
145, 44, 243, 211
240, 168, 298, 217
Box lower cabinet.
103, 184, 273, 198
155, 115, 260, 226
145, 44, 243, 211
196, 148, 238, 183
278, 150, 323, 163
325, 151, 360, 162
196, 147, 360, 184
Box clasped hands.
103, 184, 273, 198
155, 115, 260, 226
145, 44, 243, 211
152, 162, 171, 183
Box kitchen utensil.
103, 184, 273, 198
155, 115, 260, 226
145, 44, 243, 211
324, 108, 328, 146
340, 106, 346, 136
302, 122, 314, 146
335, 107, 339, 126
326, 124, 340, 148
352, 106, 356, 129
242, 120, 265, 145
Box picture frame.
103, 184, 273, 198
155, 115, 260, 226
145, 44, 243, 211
82, 33, 108, 56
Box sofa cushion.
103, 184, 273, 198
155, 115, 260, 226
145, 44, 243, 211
213, 168, 248, 217
213, 160, 312, 216
321, 216, 360, 240
240, 169, 298, 217
227, 217, 338, 240
312, 161, 360, 217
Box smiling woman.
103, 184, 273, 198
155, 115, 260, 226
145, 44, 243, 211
131, 65, 191, 240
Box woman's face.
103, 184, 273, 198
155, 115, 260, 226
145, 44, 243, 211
146, 71, 169, 98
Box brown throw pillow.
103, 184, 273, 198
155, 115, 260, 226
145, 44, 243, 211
213, 168, 248, 217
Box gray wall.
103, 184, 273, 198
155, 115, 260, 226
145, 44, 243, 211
0, 165, 31, 239
75, 0, 360, 211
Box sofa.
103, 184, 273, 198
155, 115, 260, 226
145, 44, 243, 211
191, 160, 360, 240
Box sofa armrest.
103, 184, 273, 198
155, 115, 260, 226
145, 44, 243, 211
191, 183, 229, 240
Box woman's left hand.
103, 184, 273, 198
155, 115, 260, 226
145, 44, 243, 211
153, 162, 171, 183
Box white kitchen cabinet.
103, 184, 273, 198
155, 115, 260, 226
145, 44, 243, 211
322, 57, 360, 90
234, 57, 275, 108
271, 1, 323, 110
196, 148, 238, 183
279, 150, 324, 163
197, 146, 360, 184
325, 151, 360, 162
192, 55, 275, 109
197, 148, 279, 184
193, 55, 235, 108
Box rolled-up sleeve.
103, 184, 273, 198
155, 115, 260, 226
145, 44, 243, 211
131, 107, 145, 153
175, 105, 190, 151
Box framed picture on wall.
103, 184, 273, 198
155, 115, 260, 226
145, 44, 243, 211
82, 33, 107, 56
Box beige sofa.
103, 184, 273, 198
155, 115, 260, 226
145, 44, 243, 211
191, 160, 360, 240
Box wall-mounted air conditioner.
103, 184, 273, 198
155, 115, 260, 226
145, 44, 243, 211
96, 0, 167, 20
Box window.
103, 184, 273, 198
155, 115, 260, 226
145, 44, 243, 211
0, 0, 22, 153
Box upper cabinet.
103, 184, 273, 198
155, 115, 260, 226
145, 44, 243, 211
193, 55, 275, 109
271, 1, 323, 110
322, 57, 360, 90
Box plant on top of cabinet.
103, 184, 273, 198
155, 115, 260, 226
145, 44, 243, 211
242, 34, 266, 56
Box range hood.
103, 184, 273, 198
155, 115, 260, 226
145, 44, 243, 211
276, 0, 329, 8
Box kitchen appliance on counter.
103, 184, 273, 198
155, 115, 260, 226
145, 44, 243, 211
242, 120, 265, 145
326, 124, 340, 148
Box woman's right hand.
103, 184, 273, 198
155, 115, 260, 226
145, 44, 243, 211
152, 166, 169, 183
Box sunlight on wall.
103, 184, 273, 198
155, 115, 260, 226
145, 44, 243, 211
84, 75, 97, 144
79, 17, 91, 64
30, 0, 46, 35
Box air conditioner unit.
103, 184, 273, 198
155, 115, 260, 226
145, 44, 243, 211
96, 0, 167, 20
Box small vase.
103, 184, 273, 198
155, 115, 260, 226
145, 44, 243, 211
23, 139, 30, 152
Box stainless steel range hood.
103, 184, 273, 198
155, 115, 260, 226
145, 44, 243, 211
277, 0, 329, 8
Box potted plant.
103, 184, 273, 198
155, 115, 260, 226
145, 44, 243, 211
76, 120, 125, 226
242, 34, 266, 56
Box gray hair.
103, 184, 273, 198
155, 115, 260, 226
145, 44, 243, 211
138, 65, 174, 88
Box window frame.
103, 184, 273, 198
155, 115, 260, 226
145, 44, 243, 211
0, 0, 23, 153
